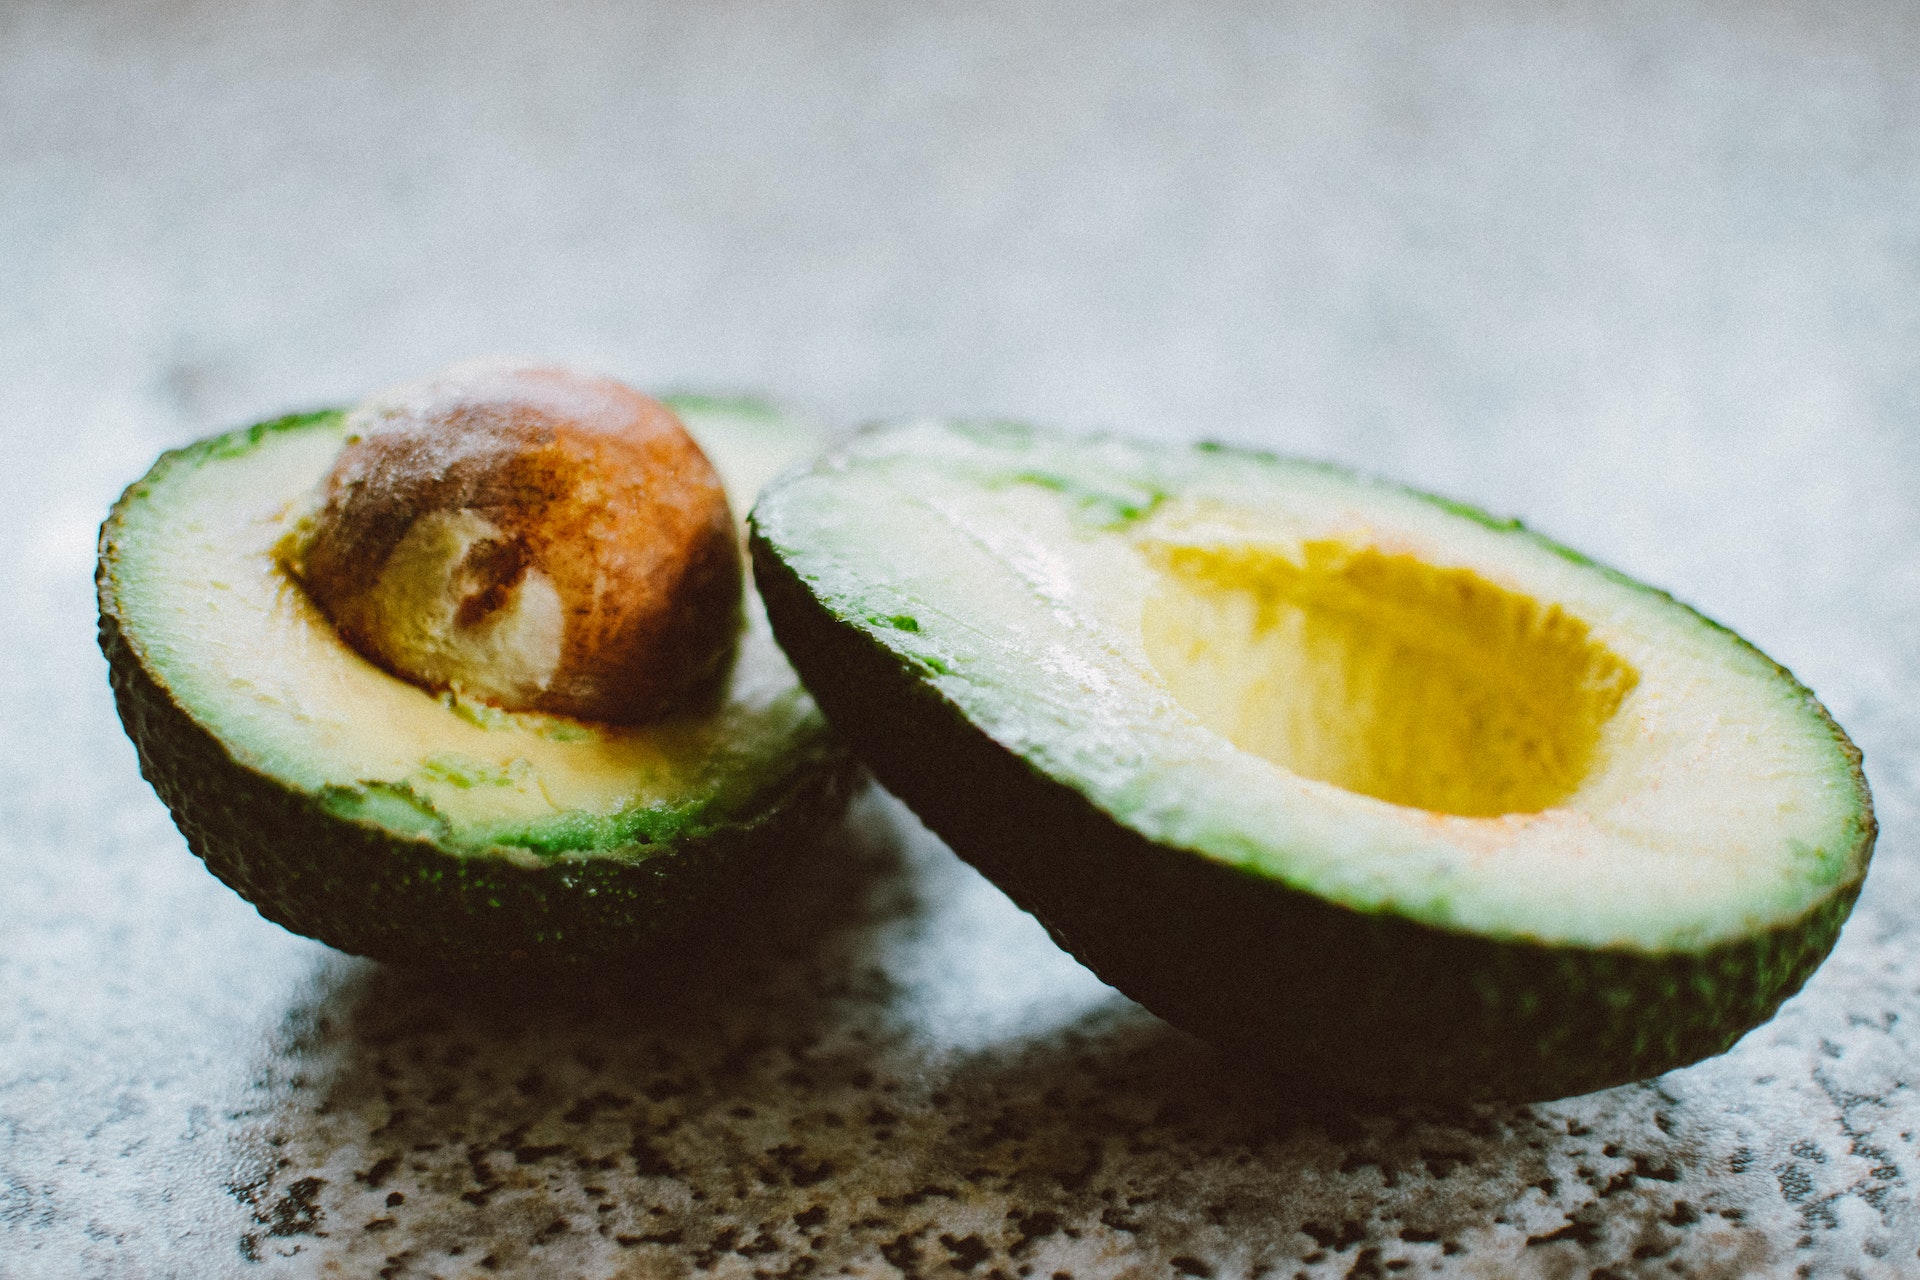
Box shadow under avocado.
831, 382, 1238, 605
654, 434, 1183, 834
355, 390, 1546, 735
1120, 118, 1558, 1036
213, 783, 1721, 1278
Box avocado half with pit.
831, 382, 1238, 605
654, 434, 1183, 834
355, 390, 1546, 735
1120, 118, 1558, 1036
749, 421, 1875, 1101
98, 398, 855, 969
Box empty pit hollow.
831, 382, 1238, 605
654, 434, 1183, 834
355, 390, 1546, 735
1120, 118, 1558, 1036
1141, 540, 1638, 817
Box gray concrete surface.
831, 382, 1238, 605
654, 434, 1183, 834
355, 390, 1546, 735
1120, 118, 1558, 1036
5, 0, 1920, 1274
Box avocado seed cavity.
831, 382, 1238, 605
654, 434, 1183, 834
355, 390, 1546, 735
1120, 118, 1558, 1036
287, 360, 742, 724
1142, 540, 1639, 817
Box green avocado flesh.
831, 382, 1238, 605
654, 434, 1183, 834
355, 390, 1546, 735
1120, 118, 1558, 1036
99, 397, 854, 968
749, 420, 1875, 1101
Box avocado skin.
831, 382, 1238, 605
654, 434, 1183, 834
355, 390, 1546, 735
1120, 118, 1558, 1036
750, 524, 1868, 1103
98, 560, 857, 974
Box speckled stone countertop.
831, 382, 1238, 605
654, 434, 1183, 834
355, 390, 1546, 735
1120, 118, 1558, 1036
6, 1, 1920, 1275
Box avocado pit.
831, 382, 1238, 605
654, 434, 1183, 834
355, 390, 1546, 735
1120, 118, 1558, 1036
288, 361, 743, 724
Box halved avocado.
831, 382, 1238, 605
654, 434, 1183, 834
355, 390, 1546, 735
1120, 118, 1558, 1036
98, 397, 855, 969
749, 420, 1875, 1101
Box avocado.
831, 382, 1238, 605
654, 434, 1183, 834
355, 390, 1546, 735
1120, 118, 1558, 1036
749, 420, 1875, 1101
98, 397, 855, 969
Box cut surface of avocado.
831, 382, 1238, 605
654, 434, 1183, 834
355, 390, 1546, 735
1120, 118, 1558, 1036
749, 420, 1874, 1100
99, 398, 853, 967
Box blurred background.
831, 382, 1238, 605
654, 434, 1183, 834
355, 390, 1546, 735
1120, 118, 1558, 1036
6, 0, 1920, 1274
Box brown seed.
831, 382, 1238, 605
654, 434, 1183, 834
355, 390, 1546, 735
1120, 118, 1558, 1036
290, 360, 742, 723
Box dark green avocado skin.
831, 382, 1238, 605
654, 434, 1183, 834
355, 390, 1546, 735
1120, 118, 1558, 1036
749, 524, 1867, 1103
100, 602, 856, 969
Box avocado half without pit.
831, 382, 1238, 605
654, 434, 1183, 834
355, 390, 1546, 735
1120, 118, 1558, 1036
97, 363, 854, 969
748, 420, 1875, 1102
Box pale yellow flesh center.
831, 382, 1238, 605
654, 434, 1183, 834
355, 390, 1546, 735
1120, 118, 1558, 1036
1141, 540, 1640, 818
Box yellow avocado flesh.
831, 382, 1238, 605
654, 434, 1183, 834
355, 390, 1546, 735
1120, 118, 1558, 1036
766, 423, 1869, 950
1144, 540, 1640, 818
107, 403, 835, 859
